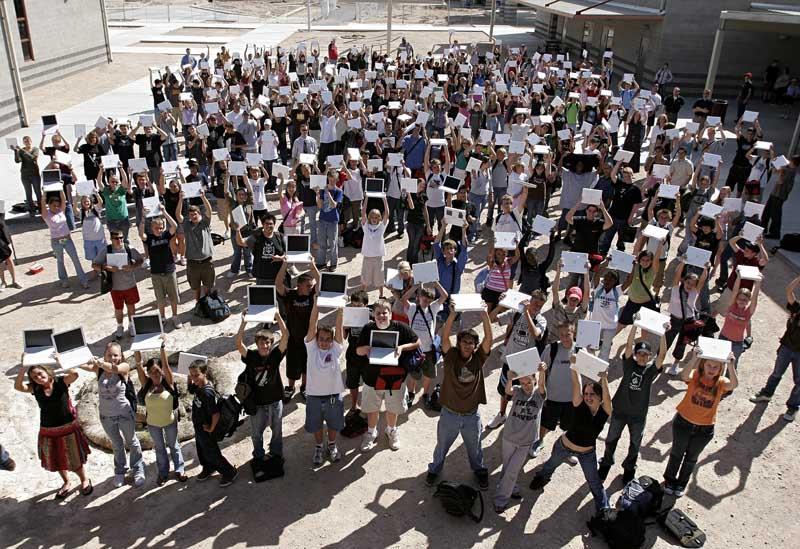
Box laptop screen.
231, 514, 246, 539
286, 235, 310, 253
442, 175, 462, 192
249, 286, 275, 306
321, 273, 347, 294
25, 329, 54, 348
42, 169, 62, 184
365, 178, 384, 193
133, 315, 162, 335
42, 114, 57, 126
371, 330, 399, 349
53, 329, 85, 353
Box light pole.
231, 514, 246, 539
489, 0, 497, 40
307, 0, 311, 31
387, 0, 393, 53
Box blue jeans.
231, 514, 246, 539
538, 437, 609, 512
162, 143, 178, 162
386, 196, 406, 234
664, 414, 714, 490
488, 187, 506, 225
65, 200, 76, 230
601, 413, 646, 472
427, 205, 445, 232
316, 219, 338, 267
760, 343, 800, 410
303, 205, 319, 246
525, 197, 545, 226
100, 413, 144, 476
718, 335, 745, 367
250, 401, 283, 459
718, 243, 734, 284
468, 192, 487, 240
51, 237, 87, 284
21, 173, 42, 210
428, 407, 486, 475
406, 223, 425, 264
148, 421, 184, 477
230, 236, 253, 274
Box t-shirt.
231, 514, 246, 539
135, 134, 164, 167
305, 340, 345, 396
780, 301, 800, 352
144, 232, 175, 274
612, 357, 659, 418
246, 232, 285, 283
504, 311, 547, 356
503, 386, 545, 446
243, 348, 285, 406
676, 370, 729, 426
93, 246, 143, 291
361, 221, 387, 258
571, 216, 605, 254
565, 402, 609, 447
356, 321, 419, 387
559, 169, 598, 210
318, 187, 343, 223
408, 302, 443, 352
668, 284, 698, 319
726, 251, 762, 291
102, 186, 129, 222
191, 383, 220, 429
283, 289, 316, 342
693, 229, 721, 264
406, 192, 428, 225
721, 302, 753, 342
608, 181, 642, 220
32, 378, 74, 428
590, 285, 622, 330
439, 347, 488, 414
628, 265, 657, 304
183, 217, 213, 260
548, 302, 588, 343
544, 342, 576, 402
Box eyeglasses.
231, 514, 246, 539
111, 236, 123, 240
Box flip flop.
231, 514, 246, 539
80, 480, 93, 496
55, 485, 71, 499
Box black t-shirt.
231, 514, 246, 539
32, 378, 74, 428
406, 192, 428, 225
571, 216, 605, 254
247, 232, 285, 283
356, 321, 419, 387
663, 95, 685, 114
692, 99, 713, 116
135, 134, 164, 167
282, 288, 316, 343
565, 402, 609, 447
693, 229, 721, 264
780, 301, 800, 353
151, 86, 166, 104
243, 348, 285, 406
611, 358, 659, 418
112, 133, 135, 165
738, 81, 754, 102
77, 143, 101, 178
191, 383, 220, 429
448, 198, 476, 242
609, 181, 642, 220
144, 232, 175, 274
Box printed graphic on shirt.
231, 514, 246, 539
511, 395, 541, 422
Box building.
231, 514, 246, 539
0, 0, 112, 134
520, 0, 800, 97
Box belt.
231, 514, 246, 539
187, 257, 211, 264
442, 405, 477, 417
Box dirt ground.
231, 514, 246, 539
1, 28, 800, 549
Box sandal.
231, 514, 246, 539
80, 480, 93, 496
56, 485, 71, 499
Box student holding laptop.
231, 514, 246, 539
93, 231, 145, 339
140, 211, 182, 329
41, 189, 89, 289
14, 363, 93, 498
359, 196, 390, 292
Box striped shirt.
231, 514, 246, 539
486, 259, 512, 292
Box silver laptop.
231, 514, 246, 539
369, 330, 400, 366
23, 329, 56, 367
285, 234, 313, 264
316, 273, 348, 308
245, 285, 277, 323
130, 314, 164, 351
51, 328, 92, 370
365, 177, 386, 198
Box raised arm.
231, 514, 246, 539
440, 309, 457, 354
236, 314, 248, 357
480, 309, 492, 356
305, 298, 319, 343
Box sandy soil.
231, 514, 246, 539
0, 27, 799, 549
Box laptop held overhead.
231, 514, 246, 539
23, 329, 56, 367
130, 314, 164, 351
285, 234, 313, 263
51, 328, 92, 370
317, 273, 348, 308
245, 285, 277, 323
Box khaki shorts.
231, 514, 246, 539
410, 350, 438, 380
216, 199, 230, 222
361, 383, 408, 415
187, 258, 215, 291
361, 256, 384, 290
151, 271, 179, 307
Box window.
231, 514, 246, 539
604, 27, 615, 51
13, 0, 34, 61
582, 22, 594, 44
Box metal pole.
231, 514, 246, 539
387, 0, 393, 53
790, 112, 800, 156
489, 0, 497, 40
705, 26, 725, 93
0, 0, 29, 127
307, 0, 311, 31
99, 0, 114, 63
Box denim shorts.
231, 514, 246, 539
304, 394, 345, 433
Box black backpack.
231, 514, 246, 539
779, 233, 800, 252
660, 508, 706, 547
433, 481, 484, 523
588, 475, 664, 549
198, 290, 231, 323
342, 225, 364, 248
212, 393, 245, 441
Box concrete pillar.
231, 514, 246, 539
705, 26, 725, 93
387, 0, 393, 53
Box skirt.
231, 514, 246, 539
38, 420, 91, 472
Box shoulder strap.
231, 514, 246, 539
549, 342, 559, 364
638, 266, 655, 303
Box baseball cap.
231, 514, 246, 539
744, 72, 753, 78
634, 341, 652, 355
566, 287, 583, 301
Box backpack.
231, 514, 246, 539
660, 508, 706, 547
100, 244, 133, 295
212, 393, 245, 441
587, 509, 647, 549
342, 225, 364, 248
340, 411, 369, 438
433, 481, 484, 522
779, 233, 800, 252
251, 453, 284, 482
198, 290, 231, 323
97, 371, 137, 415
374, 365, 406, 393
617, 475, 663, 518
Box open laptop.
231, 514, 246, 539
130, 314, 164, 351
365, 177, 386, 198
369, 330, 400, 366
51, 328, 92, 370
245, 285, 277, 323
316, 273, 348, 308
42, 169, 63, 193
42, 114, 58, 134
285, 234, 313, 263
23, 329, 56, 367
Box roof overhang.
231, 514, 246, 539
720, 6, 800, 35
516, 0, 664, 21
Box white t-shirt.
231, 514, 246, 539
343, 169, 364, 201
305, 340, 345, 396
361, 221, 387, 257
252, 178, 268, 210
260, 130, 278, 161
408, 302, 442, 352
590, 285, 623, 330
495, 209, 524, 234
668, 284, 698, 319
426, 173, 446, 208
507, 171, 526, 198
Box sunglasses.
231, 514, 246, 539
111, 236, 123, 240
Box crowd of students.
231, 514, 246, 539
4, 36, 800, 525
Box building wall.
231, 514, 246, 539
0, 0, 109, 134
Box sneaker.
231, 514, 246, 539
337, 236, 344, 247
406, 391, 415, 408
8, 282, 22, 289
425, 472, 438, 487
328, 443, 341, 462
223, 230, 229, 239
386, 427, 400, 450
663, 483, 675, 495
282, 386, 295, 404
672, 486, 685, 498
219, 471, 238, 487
597, 463, 611, 481
179, 257, 187, 266
361, 429, 378, 452
60, 280, 70, 289
567, 455, 579, 466
143, 259, 150, 270
80, 280, 90, 289
783, 409, 797, 422
494, 504, 506, 514
175, 472, 188, 482
0, 458, 16, 471
128, 323, 137, 337
510, 491, 522, 500
486, 412, 506, 430
528, 439, 544, 459
113, 474, 125, 488
475, 470, 489, 491
196, 469, 213, 482
226, 271, 237, 279
529, 475, 549, 490
133, 473, 145, 487
622, 468, 636, 484
156, 475, 167, 486
667, 361, 680, 376
313, 445, 325, 466
115, 325, 124, 339
749, 392, 772, 403
172, 318, 183, 329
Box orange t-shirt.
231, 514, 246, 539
676, 370, 729, 426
